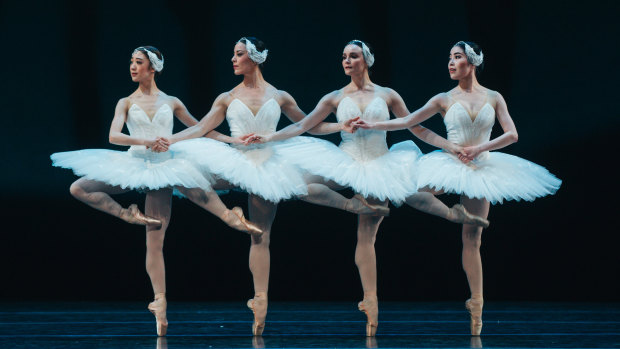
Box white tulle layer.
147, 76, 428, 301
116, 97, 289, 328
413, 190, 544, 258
171, 138, 308, 203
275, 137, 421, 205
417, 150, 562, 204
51, 149, 214, 191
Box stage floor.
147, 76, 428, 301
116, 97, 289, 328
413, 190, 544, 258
0, 301, 618, 348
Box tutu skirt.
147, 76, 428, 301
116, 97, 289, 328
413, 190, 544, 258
274, 137, 421, 205
51, 147, 214, 191
171, 138, 308, 203
416, 150, 562, 204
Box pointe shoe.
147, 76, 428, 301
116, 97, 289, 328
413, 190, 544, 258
247, 293, 267, 336
358, 297, 379, 337
465, 297, 483, 336
122, 204, 162, 226
349, 195, 390, 216
148, 293, 168, 337
223, 207, 264, 236
452, 204, 489, 228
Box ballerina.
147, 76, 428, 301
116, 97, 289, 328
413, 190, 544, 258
165, 37, 392, 336
51, 46, 262, 337
353, 41, 562, 335
246, 39, 490, 336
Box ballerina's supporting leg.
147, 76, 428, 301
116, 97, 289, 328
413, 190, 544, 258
69, 177, 160, 225
460, 196, 490, 336
176, 186, 263, 235
298, 175, 389, 216
144, 188, 172, 337
355, 202, 386, 337
246, 194, 277, 336
404, 189, 489, 228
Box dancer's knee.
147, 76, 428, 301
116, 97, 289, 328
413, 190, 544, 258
251, 231, 271, 246
69, 181, 86, 199
462, 228, 482, 249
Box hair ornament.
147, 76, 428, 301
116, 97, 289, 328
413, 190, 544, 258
238, 37, 268, 64
133, 47, 164, 72
456, 41, 483, 66
351, 39, 375, 67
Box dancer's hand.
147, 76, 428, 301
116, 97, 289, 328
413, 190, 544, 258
146, 138, 168, 152
457, 152, 472, 164
243, 134, 269, 145
154, 137, 170, 152
352, 118, 374, 130
228, 133, 255, 145
342, 117, 361, 133
445, 142, 463, 155
461, 145, 482, 162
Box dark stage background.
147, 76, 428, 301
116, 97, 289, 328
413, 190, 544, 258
1, 0, 617, 303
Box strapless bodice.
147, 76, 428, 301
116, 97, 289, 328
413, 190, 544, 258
444, 102, 495, 159
336, 97, 389, 161
226, 98, 281, 138
126, 103, 174, 157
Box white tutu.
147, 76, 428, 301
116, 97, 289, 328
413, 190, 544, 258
417, 150, 562, 204
171, 138, 308, 203
275, 136, 421, 205
51, 148, 214, 191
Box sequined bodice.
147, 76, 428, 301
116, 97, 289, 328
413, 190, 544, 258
226, 98, 281, 138
336, 97, 389, 161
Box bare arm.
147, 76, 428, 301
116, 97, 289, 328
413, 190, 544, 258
172, 97, 199, 127
267, 92, 345, 142
388, 90, 459, 153
108, 98, 159, 148
462, 92, 518, 158
357, 93, 445, 131
168, 93, 228, 144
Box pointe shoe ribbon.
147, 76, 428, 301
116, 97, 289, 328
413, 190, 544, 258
452, 204, 489, 228
148, 292, 168, 337
230, 207, 264, 236
127, 204, 162, 226
352, 195, 390, 217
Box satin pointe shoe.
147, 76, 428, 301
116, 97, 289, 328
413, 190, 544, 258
358, 296, 379, 337
148, 293, 168, 337
465, 297, 484, 336
247, 293, 267, 336
122, 204, 162, 226
452, 204, 489, 228
223, 207, 264, 236
349, 195, 390, 217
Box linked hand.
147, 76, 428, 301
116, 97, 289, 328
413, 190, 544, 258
244, 134, 268, 145
154, 137, 170, 152
352, 118, 374, 130
461, 145, 481, 162
342, 116, 361, 133
147, 138, 168, 152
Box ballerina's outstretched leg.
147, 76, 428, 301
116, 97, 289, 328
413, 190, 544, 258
176, 185, 263, 235
69, 177, 160, 225
298, 175, 389, 216
404, 189, 489, 228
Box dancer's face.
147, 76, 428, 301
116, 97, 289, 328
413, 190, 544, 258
448, 46, 475, 80
342, 44, 367, 76
130, 51, 154, 82
231, 42, 256, 75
